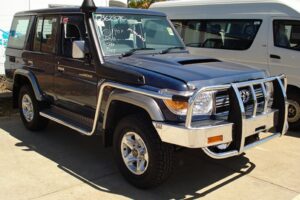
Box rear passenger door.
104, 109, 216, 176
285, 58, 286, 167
54, 15, 98, 112
26, 15, 59, 95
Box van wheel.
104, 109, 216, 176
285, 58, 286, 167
288, 92, 300, 130
18, 85, 49, 131
113, 114, 174, 189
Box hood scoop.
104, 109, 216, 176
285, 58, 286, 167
178, 59, 220, 65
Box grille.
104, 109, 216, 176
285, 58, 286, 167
215, 83, 274, 118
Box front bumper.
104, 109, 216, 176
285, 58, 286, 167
154, 75, 288, 159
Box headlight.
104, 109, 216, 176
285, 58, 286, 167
162, 90, 214, 116
192, 91, 214, 115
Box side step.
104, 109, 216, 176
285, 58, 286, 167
40, 106, 101, 136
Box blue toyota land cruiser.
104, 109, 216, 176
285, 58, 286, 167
4, 0, 288, 188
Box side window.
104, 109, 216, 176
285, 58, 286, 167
33, 18, 43, 51
7, 16, 31, 49
60, 15, 88, 58
274, 20, 300, 51
33, 16, 59, 53
173, 19, 262, 50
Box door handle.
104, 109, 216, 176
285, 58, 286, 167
57, 66, 65, 72
270, 54, 281, 59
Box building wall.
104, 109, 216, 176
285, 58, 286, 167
0, 0, 127, 75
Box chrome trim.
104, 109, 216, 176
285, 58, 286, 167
276, 77, 289, 135
249, 85, 257, 117
89, 17, 104, 64
103, 91, 165, 129
260, 82, 268, 113
183, 74, 287, 159
41, 81, 173, 136
153, 121, 234, 148
154, 109, 280, 150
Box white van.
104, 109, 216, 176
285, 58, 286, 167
150, 0, 300, 130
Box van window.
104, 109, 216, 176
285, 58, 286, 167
274, 20, 300, 51
172, 20, 262, 50
33, 16, 59, 53
7, 16, 31, 49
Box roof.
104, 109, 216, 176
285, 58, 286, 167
15, 6, 165, 16
150, 0, 300, 18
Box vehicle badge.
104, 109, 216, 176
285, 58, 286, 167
240, 89, 251, 103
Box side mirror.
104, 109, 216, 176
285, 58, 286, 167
72, 40, 88, 59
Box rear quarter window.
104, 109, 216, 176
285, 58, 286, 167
7, 16, 31, 49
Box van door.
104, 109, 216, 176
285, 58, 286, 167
268, 18, 300, 88
172, 19, 270, 71
54, 15, 97, 114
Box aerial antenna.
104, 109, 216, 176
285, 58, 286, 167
81, 0, 97, 13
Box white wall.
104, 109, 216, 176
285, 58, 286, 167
0, 0, 126, 74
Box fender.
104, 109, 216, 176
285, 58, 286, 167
103, 90, 165, 130
13, 69, 43, 101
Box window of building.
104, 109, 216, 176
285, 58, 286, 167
172, 19, 262, 50
7, 16, 31, 49
274, 20, 300, 51
33, 16, 59, 53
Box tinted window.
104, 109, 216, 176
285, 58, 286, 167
7, 16, 31, 49
274, 20, 300, 51
33, 18, 43, 51
172, 20, 262, 50
33, 16, 59, 53
60, 15, 88, 58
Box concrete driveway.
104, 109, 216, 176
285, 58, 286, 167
0, 116, 300, 200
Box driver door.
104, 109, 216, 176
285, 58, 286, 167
54, 14, 98, 113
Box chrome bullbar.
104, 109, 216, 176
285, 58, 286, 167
155, 74, 288, 159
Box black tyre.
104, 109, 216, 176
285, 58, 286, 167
287, 92, 300, 130
18, 85, 49, 131
113, 114, 174, 189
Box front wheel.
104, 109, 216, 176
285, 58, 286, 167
113, 114, 174, 189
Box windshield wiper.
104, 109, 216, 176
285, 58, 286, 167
160, 46, 185, 54
121, 48, 155, 57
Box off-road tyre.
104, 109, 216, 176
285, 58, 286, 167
18, 85, 49, 131
113, 114, 174, 189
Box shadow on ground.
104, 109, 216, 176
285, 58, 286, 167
286, 131, 300, 138
0, 118, 255, 199
0, 96, 17, 117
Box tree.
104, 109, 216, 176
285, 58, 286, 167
128, 0, 166, 9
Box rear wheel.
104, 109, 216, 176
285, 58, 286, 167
18, 85, 49, 131
287, 92, 300, 130
113, 114, 174, 189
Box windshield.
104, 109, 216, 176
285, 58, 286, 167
94, 14, 184, 56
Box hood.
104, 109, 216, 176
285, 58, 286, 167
107, 53, 267, 89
